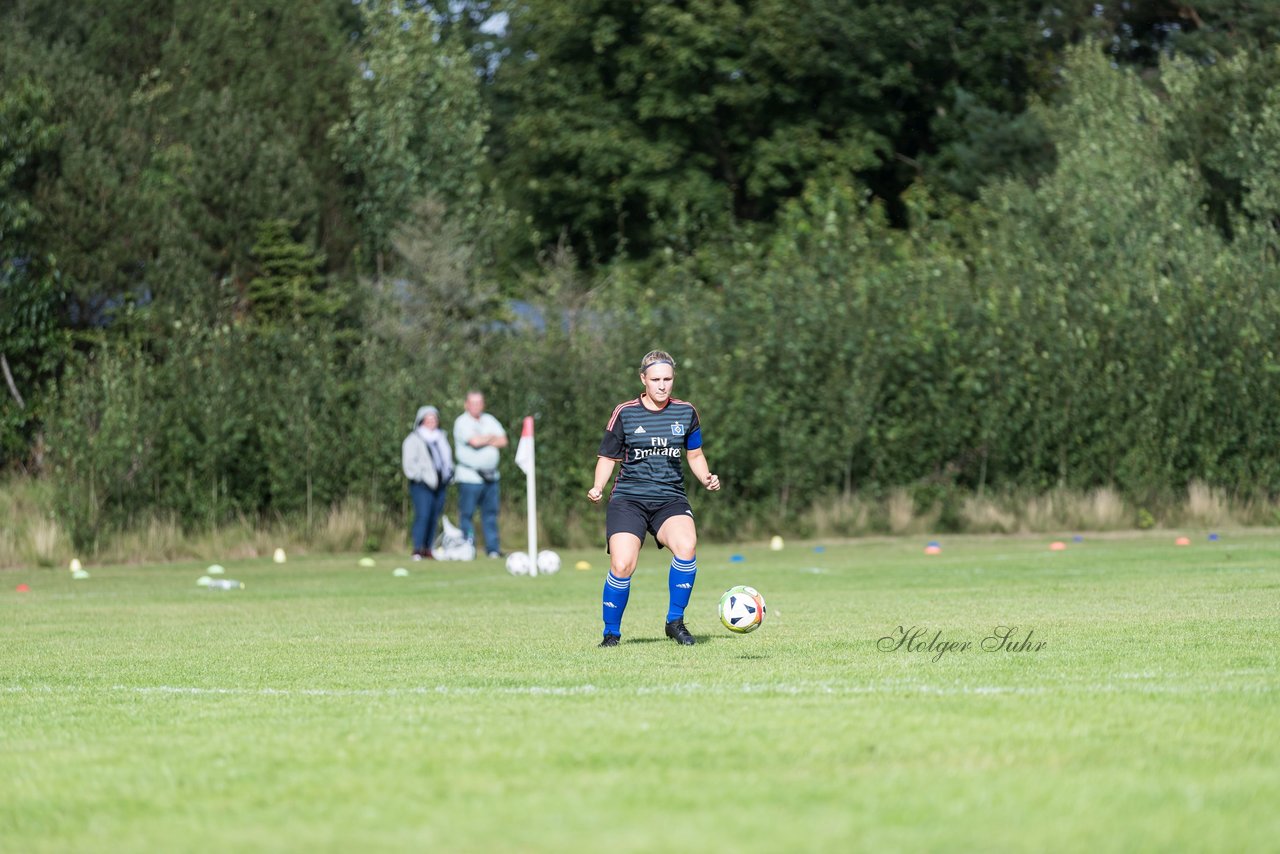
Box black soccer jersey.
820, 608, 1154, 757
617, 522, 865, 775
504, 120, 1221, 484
598, 397, 702, 502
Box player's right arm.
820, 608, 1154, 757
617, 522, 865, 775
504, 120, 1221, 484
589, 404, 628, 503
587, 457, 617, 503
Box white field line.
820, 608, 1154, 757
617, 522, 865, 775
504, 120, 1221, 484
1, 675, 1274, 699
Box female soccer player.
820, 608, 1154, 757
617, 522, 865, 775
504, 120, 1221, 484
586, 350, 721, 647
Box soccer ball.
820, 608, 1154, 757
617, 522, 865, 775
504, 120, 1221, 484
505, 551, 533, 576
536, 550, 561, 575
718, 585, 766, 634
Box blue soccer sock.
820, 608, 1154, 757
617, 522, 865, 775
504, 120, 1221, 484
666, 555, 697, 623
602, 571, 631, 636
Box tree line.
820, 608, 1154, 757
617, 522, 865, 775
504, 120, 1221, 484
3, 1, 1280, 547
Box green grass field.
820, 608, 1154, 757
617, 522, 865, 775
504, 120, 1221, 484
2, 532, 1277, 852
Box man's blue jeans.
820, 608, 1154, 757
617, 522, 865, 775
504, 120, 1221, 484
456, 480, 501, 554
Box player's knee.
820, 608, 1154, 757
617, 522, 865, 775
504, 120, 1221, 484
670, 538, 697, 561
610, 558, 638, 578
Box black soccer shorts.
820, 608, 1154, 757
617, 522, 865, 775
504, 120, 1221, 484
604, 496, 694, 551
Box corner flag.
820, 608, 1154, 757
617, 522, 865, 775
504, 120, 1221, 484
515, 416, 535, 476
515, 416, 537, 574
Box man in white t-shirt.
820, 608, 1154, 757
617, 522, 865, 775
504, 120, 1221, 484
453, 390, 508, 557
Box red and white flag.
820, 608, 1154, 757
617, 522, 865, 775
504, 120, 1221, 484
515, 416, 535, 475
515, 416, 538, 573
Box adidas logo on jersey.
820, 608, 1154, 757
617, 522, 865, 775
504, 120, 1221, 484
633, 425, 646, 434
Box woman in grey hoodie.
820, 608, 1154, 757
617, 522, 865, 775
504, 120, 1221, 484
402, 405, 453, 559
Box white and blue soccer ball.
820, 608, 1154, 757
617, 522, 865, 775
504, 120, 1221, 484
718, 585, 767, 634
505, 551, 533, 576
536, 550, 561, 575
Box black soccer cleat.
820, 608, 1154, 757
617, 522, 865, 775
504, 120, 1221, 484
599, 634, 621, 648
665, 619, 695, 646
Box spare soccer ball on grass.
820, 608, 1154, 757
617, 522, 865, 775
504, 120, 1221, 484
505, 551, 533, 576
719, 585, 766, 634
536, 550, 561, 575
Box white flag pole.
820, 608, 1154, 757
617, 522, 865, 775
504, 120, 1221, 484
516, 416, 537, 576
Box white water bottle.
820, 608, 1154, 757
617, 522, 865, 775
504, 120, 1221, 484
208, 578, 244, 590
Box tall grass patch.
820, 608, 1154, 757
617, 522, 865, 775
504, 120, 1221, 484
8, 475, 1280, 567
1183, 479, 1232, 527
0, 476, 64, 567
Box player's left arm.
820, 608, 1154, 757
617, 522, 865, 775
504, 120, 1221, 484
686, 448, 720, 492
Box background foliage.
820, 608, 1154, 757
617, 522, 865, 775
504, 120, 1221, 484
4, 2, 1280, 550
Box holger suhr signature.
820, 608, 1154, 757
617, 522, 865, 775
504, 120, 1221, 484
878, 625, 1046, 662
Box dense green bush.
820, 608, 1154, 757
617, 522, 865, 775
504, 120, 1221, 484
43, 47, 1280, 548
